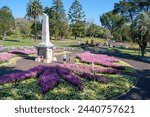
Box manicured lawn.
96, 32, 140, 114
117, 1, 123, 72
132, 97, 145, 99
0, 35, 39, 46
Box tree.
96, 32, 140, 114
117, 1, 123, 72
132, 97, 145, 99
114, 0, 137, 22
0, 6, 15, 40
31, 20, 42, 38
131, 12, 150, 57
100, 11, 125, 37
114, 0, 150, 23
138, 0, 150, 12
26, 0, 42, 42
68, 0, 86, 39
86, 21, 103, 38
44, 0, 68, 40
15, 18, 32, 38
51, 0, 68, 40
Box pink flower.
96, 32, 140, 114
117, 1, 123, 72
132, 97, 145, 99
0, 52, 15, 62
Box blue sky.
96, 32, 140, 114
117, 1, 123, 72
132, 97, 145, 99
0, 0, 120, 25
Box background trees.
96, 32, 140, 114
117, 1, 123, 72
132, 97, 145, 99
44, 0, 68, 40
26, 0, 43, 42
68, 0, 86, 39
15, 18, 32, 38
100, 11, 125, 38
0, 6, 15, 40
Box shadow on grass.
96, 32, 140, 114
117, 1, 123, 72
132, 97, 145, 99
4, 39, 20, 42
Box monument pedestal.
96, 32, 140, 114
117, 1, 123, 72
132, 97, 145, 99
35, 47, 53, 63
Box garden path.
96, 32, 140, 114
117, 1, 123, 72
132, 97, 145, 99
115, 58, 150, 100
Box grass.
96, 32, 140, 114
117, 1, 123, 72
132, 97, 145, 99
0, 55, 136, 100
0, 35, 106, 47
0, 35, 40, 46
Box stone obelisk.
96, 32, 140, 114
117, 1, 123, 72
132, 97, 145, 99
35, 13, 54, 63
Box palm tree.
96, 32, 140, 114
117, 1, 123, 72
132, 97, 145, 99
26, 0, 43, 42
131, 12, 150, 57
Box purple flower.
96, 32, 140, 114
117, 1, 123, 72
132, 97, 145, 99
38, 67, 60, 94
0, 65, 48, 84
9, 48, 37, 55
76, 52, 121, 68
0, 52, 15, 62
57, 67, 84, 91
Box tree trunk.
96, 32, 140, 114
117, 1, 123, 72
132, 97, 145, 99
75, 35, 77, 39
140, 45, 147, 57
2, 32, 6, 40
34, 18, 37, 42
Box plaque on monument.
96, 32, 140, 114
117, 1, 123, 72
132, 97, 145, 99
35, 13, 54, 63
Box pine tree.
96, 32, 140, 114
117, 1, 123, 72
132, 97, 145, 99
68, 0, 86, 39
51, 0, 68, 40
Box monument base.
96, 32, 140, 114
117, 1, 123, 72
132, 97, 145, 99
35, 47, 53, 63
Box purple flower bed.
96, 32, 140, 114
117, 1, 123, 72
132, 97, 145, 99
77, 52, 121, 68
38, 67, 60, 94
0, 66, 48, 84
0, 63, 111, 94
9, 48, 37, 55
0, 52, 15, 62
61, 64, 121, 74
57, 67, 84, 91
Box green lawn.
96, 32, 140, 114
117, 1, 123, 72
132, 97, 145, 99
0, 35, 149, 57
0, 35, 43, 46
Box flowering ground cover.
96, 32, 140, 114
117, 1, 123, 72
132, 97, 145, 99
9, 48, 37, 55
0, 52, 15, 63
0, 52, 136, 100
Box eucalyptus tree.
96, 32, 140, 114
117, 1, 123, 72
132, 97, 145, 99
26, 0, 43, 42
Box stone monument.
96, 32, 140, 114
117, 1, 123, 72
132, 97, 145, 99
35, 13, 54, 63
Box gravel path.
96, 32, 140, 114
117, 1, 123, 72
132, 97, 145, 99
115, 58, 150, 100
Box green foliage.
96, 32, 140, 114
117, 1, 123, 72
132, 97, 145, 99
15, 18, 32, 38
31, 20, 42, 37
0, 6, 15, 40
26, 0, 43, 42
114, 0, 150, 23
100, 11, 125, 35
68, 0, 86, 39
44, 0, 68, 40
131, 12, 150, 56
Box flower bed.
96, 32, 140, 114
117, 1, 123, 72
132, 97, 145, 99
0, 64, 109, 94
9, 48, 37, 55
76, 52, 121, 68
0, 52, 136, 100
0, 52, 15, 63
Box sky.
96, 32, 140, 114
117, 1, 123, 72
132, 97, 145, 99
0, 0, 120, 25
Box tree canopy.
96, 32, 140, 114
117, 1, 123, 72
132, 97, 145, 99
0, 6, 15, 40
100, 11, 125, 36
26, 0, 43, 42
68, 0, 86, 39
